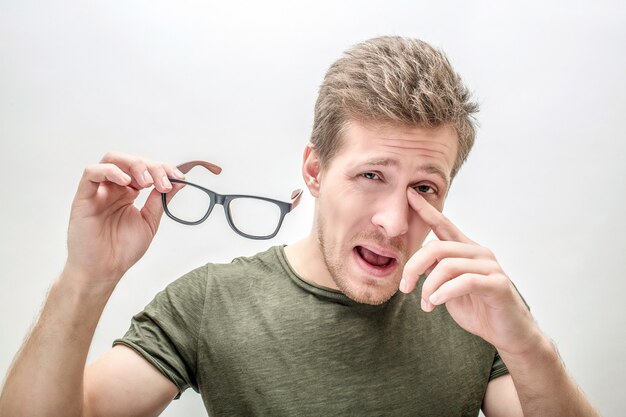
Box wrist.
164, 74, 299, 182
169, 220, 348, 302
58, 263, 120, 299
498, 330, 560, 371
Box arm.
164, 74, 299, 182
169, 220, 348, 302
83, 345, 178, 417
482, 375, 523, 417
401, 188, 601, 417
482, 338, 599, 417
494, 335, 600, 417
0, 152, 185, 417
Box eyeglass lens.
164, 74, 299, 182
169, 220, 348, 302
166, 183, 214, 223
227, 197, 282, 237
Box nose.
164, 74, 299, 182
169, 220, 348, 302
370, 190, 410, 238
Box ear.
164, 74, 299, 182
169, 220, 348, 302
302, 143, 322, 198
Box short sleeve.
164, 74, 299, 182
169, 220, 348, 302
488, 351, 509, 380
113, 265, 208, 398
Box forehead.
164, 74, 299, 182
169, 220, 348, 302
332, 121, 458, 175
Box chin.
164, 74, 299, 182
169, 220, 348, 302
338, 280, 400, 305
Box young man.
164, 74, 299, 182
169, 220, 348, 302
0, 37, 599, 416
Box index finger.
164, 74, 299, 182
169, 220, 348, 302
75, 163, 132, 200
407, 188, 475, 244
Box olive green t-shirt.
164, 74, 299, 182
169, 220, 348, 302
114, 245, 508, 416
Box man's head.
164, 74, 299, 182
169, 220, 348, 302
302, 36, 477, 305
310, 36, 477, 179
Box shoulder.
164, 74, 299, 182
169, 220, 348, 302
191, 245, 291, 300
165, 245, 283, 290
206, 245, 286, 281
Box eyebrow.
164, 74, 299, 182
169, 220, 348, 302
362, 158, 450, 190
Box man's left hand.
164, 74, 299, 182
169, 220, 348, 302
400, 188, 542, 356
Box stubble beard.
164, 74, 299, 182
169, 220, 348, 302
316, 216, 406, 306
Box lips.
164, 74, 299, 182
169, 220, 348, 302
356, 245, 396, 268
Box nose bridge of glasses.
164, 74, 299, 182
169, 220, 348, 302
214, 193, 226, 206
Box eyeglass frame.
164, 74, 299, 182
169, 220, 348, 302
161, 160, 302, 240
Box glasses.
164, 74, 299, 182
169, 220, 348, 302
161, 160, 302, 240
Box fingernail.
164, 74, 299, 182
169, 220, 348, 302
162, 176, 171, 189
399, 279, 407, 293
429, 293, 440, 305
174, 168, 185, 179
143, 170, 153, 184
421, 298, 429, 311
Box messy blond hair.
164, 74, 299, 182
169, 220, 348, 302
311, 36, 478, 179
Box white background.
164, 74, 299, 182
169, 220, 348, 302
1, 1, 624, 416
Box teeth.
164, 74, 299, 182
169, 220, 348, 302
358, 246, 393, 267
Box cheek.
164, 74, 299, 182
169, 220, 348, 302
320, 193, 377, 236
407, 212, 432, 245
432, 198, 445, 212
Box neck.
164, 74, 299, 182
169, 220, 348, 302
284, 231, 338, 291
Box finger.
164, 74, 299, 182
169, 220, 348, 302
101, 152, 179, 191
127, 162, 154, 189
164, 163, 186, 180
145, 163, 172, 193
100, 151, 140, 170
75, 164, 132, 200
101, 152, 156, 190
421, 258, 499, 307
427, 272, 509, 307
140, 182, 186, 234
401, 241, 492, 293
407, 188, 474, 244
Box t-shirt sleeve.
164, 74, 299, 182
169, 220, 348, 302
113, 265, 208, 398
489, 351, 509, 380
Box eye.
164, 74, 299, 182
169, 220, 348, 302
361, 172, 380, 180
415, 184, 437, 195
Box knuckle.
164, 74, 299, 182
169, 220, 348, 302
494, 273, 510, 287
129, 161, 147, 174
487, 260, 501, 273
132, 155, 147, 166
100, 151, 118, 162
148, 167, 167, 180
145, 160, 164, 172
492, 275, 511, 295
478, 245, 495, 259
153, 164, 167, 173
85, 163, 107, 176
437, 257, 453, 272
465, 274, 480, 289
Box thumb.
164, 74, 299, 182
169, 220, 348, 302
140, 183, 185, 234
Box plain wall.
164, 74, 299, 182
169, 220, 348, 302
1, 1, 624, 416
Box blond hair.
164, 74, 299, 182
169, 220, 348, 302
311, 36, 478, 179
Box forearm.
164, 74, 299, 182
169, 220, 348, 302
0, 268, 116, 417
499, 332, 600, 417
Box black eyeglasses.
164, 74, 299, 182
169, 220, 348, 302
161, 160, 302, 240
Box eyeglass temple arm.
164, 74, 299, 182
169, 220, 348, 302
176, 160, 223, 175
290, 189, 303, 211
176, 161, 301, 210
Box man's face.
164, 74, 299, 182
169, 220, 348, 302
307, 120, 458, 305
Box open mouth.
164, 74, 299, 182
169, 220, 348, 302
355, 245, 396, 269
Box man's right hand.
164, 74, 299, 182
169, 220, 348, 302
64, 151, 186, 289
0, 151, 187, 417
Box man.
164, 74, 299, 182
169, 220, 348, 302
0, 36, 599, 416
